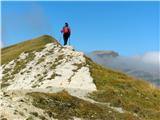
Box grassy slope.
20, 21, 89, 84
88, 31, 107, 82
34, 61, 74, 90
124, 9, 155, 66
28, 91, 140, 120
1, 35, 160, 120
1, 35, 60, 65
86, 57, 160, 120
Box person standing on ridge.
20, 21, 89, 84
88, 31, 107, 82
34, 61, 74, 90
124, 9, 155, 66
61, 22, 71, 45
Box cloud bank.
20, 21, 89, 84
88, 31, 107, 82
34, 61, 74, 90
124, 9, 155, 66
132, 52, 160, 65
88, 51, 160, 86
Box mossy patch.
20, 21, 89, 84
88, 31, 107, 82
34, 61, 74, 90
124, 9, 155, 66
10, 52, 35, 76
36, 58, 45, 65
30, 112, 38, 117
1, 83, 10, 88
2, 74, 14, 88
1, 118, 8, 120
26, 116, 33, 120
2, 68, 11, 74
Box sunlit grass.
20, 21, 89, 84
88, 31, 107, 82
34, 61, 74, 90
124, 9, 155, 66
86, 56, 160, 120
1, 35, 59, 65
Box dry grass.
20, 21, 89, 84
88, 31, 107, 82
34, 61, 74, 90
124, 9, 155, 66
28, 91, 140, 120
86, 56, 160, 120
1, 35, 160, 120
1, 35, 60, 65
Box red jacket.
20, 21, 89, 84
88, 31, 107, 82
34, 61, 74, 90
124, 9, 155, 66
61, 27, 71, 34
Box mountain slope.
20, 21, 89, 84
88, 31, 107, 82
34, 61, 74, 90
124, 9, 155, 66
1, 35, 60, 65
87, 51, 160, 86
87, 57, 160, 120
1, 35, 160, 120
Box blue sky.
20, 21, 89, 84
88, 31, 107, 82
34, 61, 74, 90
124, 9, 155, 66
2, 1, 159, 56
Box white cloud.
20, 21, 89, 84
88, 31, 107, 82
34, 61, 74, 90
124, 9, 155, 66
88, 51, 160, 86
133, 52, 160, 65
141, 52, 160, 64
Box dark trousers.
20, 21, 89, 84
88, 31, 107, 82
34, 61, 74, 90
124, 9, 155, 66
63, 33, 70, 45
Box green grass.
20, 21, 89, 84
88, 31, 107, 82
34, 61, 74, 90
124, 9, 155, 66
27, 91, 140, 120
86, 56, 160, 120
1, 35, 60, 65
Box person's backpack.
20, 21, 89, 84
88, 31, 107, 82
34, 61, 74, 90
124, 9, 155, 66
64, 27, 70, 34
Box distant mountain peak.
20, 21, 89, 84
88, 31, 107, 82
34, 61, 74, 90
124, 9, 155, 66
92, 50, 119, 58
